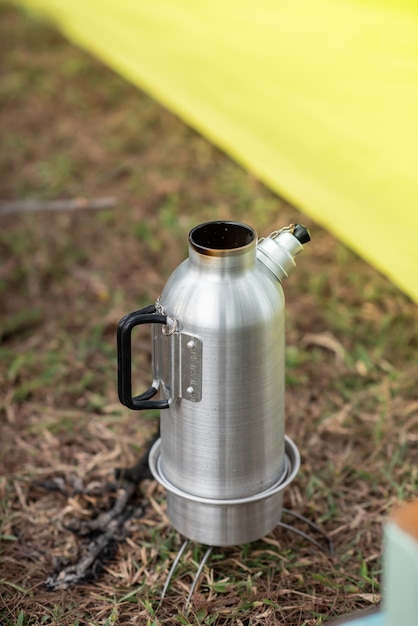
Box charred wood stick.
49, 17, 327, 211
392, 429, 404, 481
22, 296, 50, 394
45, 430, 159, 590
66, 482, 137, 535
37, 474, 118, 497
45, 503, 142, 590
114, 428, 160, 484
0, 196, 117, 215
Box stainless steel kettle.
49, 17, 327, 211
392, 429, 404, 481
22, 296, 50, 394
117, 221, 310, 546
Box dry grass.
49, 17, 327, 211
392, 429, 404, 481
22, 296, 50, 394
1, 2, 417, 624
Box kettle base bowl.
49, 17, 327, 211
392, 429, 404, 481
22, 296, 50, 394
149, 435, 300, 547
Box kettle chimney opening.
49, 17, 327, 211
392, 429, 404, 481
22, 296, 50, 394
189, 221, 255, 254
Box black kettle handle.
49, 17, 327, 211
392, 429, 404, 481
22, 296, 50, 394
117, 304, 169, 410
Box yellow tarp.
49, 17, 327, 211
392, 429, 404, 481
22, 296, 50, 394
19, 0, 418, 302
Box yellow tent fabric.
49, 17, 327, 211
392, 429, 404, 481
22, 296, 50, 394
18, 0, 418, 302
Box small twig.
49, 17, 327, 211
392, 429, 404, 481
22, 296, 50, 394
0, 197, 117, 215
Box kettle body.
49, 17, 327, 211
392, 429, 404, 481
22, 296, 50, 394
117, 221, 309, 545
157, 221, 286, 499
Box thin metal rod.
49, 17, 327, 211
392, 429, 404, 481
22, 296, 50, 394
185, 546, 212, 609
277, 521, 328, 553
282, 507, 335, 555
159, 539, 189, 605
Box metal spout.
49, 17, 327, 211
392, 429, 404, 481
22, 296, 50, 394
256, 223, 310, 282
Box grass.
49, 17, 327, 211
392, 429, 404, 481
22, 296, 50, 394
1, 1, 418, 624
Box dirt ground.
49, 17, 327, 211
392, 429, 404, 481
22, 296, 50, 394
0, 3, 417, 625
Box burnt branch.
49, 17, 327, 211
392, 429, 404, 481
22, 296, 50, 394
44, 430, 158, 590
